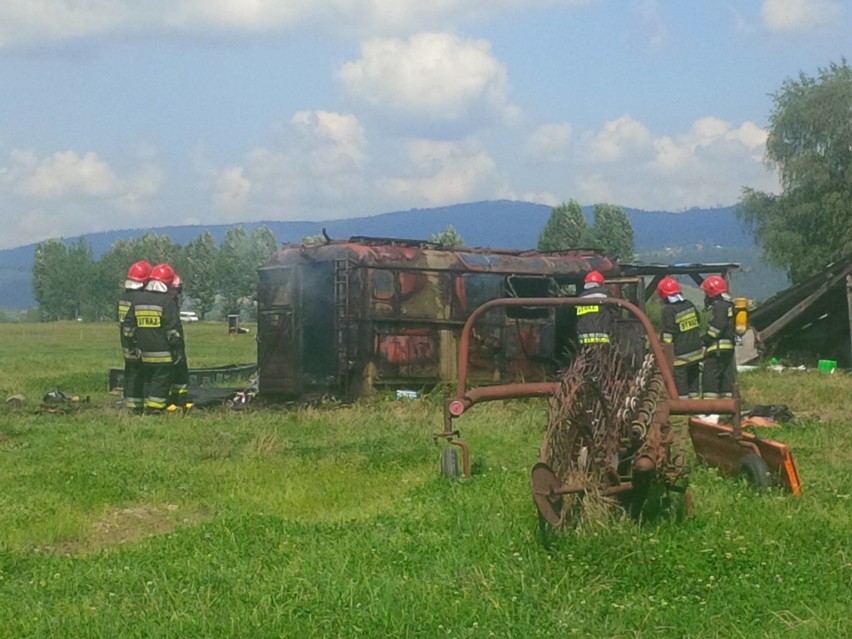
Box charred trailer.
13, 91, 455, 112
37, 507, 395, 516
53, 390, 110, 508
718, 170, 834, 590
256, 237, 620, 400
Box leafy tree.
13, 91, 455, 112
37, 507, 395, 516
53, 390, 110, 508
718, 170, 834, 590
136, 233, 180, 269
217, 226, 248, 316
32, 238, 97, 321
96, 239, 141, 320
183, 231, 219, 319
537, 200, 587, 251
244, 227, 278, 318
429, 225, 465, 247
585, 203, 635, 260
215, 226, 277, 317
65, 239, 98, 320
32, 239, 71, 321
738, 60, 852, 283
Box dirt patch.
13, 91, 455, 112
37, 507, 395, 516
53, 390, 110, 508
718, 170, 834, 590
45, 504, 210, 555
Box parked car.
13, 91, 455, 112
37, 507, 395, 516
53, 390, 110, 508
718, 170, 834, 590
180, 311, 200, 323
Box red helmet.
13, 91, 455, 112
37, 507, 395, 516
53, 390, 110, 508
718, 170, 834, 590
127, 260, 152, 283
584, 271, 604, 285
656, 276, 681, 299
149, 263, 176, 286
701, 275, 727, 297
172, 274, 183, 290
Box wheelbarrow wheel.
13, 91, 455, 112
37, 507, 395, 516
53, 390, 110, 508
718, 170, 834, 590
736, 453, 772, 490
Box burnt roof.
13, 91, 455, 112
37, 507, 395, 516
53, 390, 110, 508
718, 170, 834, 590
262, 237, 620, 277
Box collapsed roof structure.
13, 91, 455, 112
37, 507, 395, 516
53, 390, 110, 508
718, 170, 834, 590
744, 257, 852, 367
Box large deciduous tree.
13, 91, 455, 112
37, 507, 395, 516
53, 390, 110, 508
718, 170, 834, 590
183, 231, 219, 319
586, 203, 634, 260
537, 200, 587, 251
32, 239, 72, 321
216, 226, 278, 317
738, 60, 852, 283
32, 238, 97, 321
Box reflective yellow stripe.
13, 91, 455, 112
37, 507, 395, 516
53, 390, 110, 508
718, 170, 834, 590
141, 352, 173, 363
576, 305, 600, 316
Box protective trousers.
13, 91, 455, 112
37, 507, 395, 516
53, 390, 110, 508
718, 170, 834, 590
169, 357, 190, 408
143, 364, 174, 412
123, 358, 145, 412
673, 361, 701, 399
703, 350, 735, 399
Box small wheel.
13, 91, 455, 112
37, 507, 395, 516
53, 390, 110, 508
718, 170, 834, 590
440, 447, 460, 478
531, 463, 564, 528
736, 453, 772, 490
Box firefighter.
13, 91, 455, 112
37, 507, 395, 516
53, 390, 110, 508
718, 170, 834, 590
123, 263, 182, 414
118, 260, 151, 413
167, 274, 190, 411
700, 275, 736, 399
576, 270, 614, 346
657, 276, 703, 399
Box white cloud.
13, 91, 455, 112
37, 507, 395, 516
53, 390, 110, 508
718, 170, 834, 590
0, 1, 592, 48
525, 123, 573, 160
0, 148, 163, 248
18, 151, 119, 198
378, 139, 497, 206
338, 32, 515, 125
586, 115, 654, 163
572, 116, 778, 210
209, 110, 368, 218
761, 0, 841, 32
212, 167, 251, 212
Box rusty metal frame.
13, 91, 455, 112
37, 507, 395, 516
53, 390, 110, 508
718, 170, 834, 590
439, 296, 801, 495
446, 296, 739, 419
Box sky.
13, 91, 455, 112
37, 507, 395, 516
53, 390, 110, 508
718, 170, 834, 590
0, 0, 849, 250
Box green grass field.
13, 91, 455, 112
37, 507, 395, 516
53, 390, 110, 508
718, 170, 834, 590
0, 322, 849, 638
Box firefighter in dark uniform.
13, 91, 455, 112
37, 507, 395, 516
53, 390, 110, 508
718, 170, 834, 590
576, 271, 613, 347
657, 276, 703, 399
118, 260, 151, 413
167, 273, 190, 411
123, 263, 182, 414
700, 275, 736, 399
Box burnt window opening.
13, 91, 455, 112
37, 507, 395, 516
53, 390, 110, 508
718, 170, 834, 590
505, 275, 553, 319
372, 270, 395, 300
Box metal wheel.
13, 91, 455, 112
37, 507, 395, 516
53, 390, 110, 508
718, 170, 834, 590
737, 453, 772, 490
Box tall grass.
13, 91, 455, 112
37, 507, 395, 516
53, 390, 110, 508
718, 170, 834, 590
0, 323, 849, 637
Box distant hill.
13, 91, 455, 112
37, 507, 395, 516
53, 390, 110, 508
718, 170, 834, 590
0, 200, 786, 309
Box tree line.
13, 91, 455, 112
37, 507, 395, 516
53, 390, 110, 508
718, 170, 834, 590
32, 226, 277, 322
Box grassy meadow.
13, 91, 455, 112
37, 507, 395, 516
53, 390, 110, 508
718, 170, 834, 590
0, 321, 849, 638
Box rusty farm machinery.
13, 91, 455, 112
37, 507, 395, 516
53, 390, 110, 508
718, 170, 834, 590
437, 297, 801, 532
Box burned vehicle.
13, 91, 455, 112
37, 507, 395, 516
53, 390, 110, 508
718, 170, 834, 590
256, 237, 623, 400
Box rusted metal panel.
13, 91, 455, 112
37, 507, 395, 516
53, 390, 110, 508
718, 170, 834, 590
688, 418, 802, 495
257, 238, 620, 399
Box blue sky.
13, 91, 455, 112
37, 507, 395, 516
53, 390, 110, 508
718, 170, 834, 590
0, 0, 848, 249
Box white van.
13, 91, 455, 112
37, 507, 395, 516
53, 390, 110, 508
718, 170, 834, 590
180, 311, 200, 323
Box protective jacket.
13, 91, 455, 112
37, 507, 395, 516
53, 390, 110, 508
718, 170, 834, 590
122, 288, 181, 364
704, 293, 735, 354
118, 287, 144, 361
661, 298, 703, 366
576, 285, 613, 345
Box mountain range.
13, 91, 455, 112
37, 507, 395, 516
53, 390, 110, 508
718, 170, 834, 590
0, 200, 786, 310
